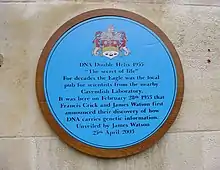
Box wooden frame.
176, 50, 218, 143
36, 8, 184, 158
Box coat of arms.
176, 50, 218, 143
92, 25, 130, 59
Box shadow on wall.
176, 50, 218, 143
0, 54, 3, 67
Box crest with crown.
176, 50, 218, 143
92, 25, 130, 59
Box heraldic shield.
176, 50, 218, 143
92, 25, 131, 59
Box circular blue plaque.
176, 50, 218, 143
36, 9, 184, 158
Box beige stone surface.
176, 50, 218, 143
0, 138, 35, 170
156, 5, 220, 132
203, 132, 220, 170
0, 132, 219, 170
34, 137, 98, 170
180, 0, 220, 6
1, 0, 220, 6
32, 132, 218, 170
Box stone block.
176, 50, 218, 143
0, 138, 35, 170
35, 133, 204, 170
203, 132, 220, 170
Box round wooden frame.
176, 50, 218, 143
36, 8, 184, 158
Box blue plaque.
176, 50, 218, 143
36, 9, 184, 158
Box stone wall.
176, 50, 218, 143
0, 0, 220, 169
